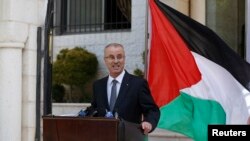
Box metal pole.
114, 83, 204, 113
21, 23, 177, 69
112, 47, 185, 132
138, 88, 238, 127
35, 27, 42, 141
144, 0, 149, 79
44, 0, 54, 115
246, 0, 250, 63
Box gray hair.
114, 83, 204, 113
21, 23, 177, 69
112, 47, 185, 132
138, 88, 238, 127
105, 43, 124, 49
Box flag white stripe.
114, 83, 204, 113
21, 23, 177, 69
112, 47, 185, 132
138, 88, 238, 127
182, 52, 250, 124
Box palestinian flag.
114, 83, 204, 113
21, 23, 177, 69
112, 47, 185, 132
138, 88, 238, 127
147, 0, 250, 140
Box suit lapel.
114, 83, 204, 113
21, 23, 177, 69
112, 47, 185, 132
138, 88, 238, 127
114, 72, 130, 110
101, 77, 110, 110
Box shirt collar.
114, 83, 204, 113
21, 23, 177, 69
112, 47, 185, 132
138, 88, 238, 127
108, 70, 125, 85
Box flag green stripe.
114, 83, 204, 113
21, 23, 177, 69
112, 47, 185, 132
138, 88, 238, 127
157, 92, 226, 141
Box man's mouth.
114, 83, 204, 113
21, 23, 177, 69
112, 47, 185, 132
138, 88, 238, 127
112, 65, 120, 70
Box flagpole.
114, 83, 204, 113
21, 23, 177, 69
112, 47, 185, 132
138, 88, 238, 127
246, 0, 250, 63
144, 0, 149, 79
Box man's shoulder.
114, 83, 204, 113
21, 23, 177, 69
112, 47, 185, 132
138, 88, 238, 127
94, 76, 108, 84
126, 72, 146, 83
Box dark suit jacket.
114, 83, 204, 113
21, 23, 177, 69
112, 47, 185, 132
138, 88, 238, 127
91, 71, 160, 132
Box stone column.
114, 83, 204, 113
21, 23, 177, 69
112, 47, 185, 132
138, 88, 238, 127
0, 24, 28, 141
190, 0, 206, 25
0, 0, 30, 140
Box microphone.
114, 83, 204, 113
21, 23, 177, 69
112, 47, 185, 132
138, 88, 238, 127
84, 107, 106, 117
105, 108, 119, 118
89, 110, 98, 117
114, 108, 119, 119
78, 107, 119, 118
78, 109, 87, 117
78, 106, 95, 117
105, 111, 114, 118
85, 106, 97, 117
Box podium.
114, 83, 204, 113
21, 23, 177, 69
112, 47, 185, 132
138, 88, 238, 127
43, 116, 120, 141
43, 115, 146, 141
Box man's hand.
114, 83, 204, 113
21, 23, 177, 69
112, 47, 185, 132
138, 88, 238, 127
141, 121, 152, 134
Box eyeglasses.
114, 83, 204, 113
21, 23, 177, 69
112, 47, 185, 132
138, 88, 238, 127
105, 55, 125, 61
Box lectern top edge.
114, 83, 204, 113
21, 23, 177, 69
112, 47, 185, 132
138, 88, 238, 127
42, 115, 120, 122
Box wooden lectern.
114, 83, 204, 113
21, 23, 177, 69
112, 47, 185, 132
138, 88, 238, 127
43, 115, 145, 141
43, 116, 120, 141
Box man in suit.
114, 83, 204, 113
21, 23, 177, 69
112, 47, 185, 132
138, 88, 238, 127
91, 43, 160, 135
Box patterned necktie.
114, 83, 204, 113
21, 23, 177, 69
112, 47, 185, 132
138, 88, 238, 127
110, 79, 118, 111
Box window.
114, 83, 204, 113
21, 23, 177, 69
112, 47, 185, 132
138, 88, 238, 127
55, 0, 131, 34
206, 0, 245, 57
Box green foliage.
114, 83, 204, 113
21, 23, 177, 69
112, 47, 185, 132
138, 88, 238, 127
133, 51, 145, 78
133, 68, 144, 78
142, 50, 145, 65
52, 47, 98, 102
53, 47, 98, 86
52, 84, 65, 102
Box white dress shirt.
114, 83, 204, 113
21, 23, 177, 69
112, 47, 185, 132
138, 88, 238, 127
107, 70, 125, 104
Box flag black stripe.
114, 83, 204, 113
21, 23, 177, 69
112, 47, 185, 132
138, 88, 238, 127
154, 0, 250, 91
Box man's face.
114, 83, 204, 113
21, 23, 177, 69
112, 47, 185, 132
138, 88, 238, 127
104, 45, 125, 78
